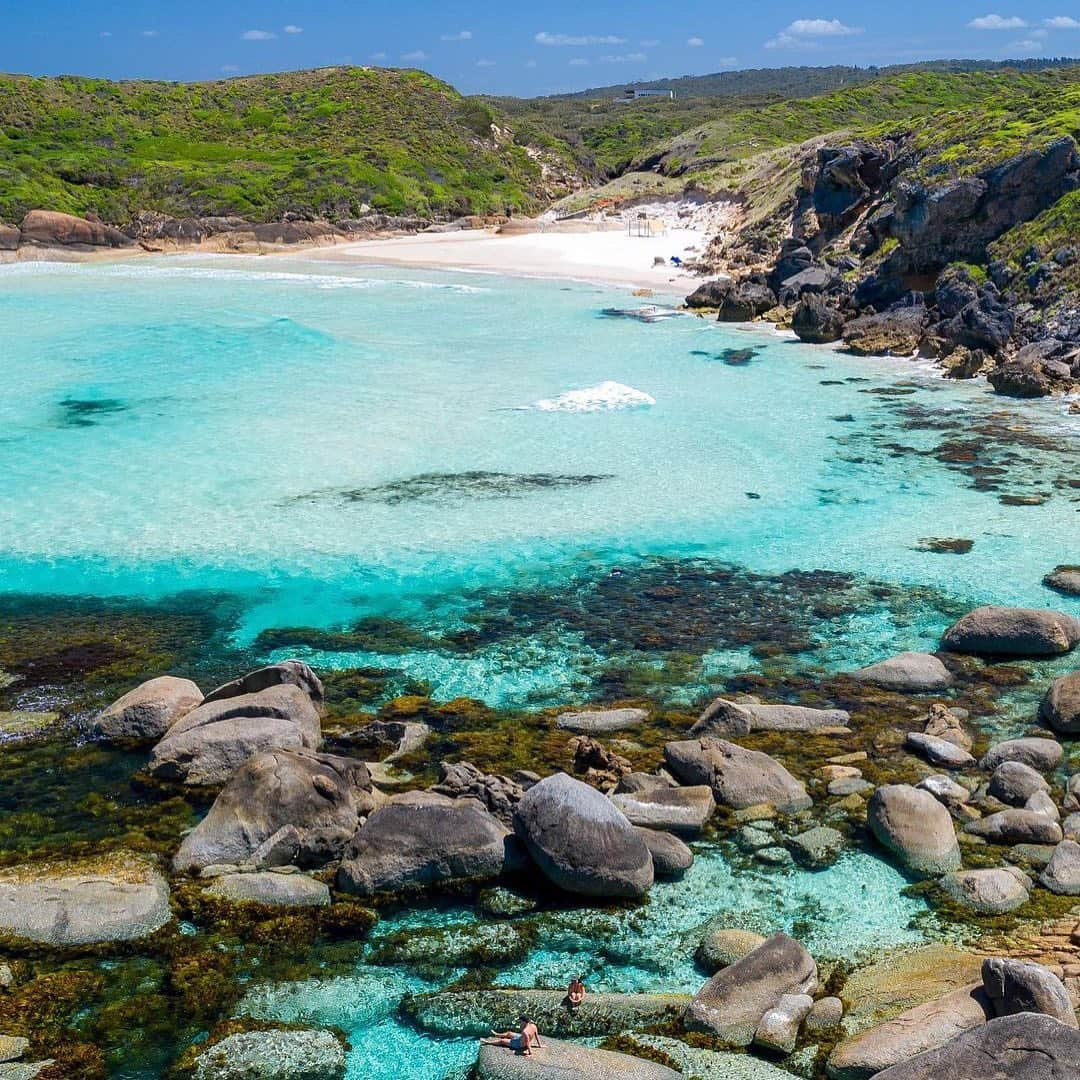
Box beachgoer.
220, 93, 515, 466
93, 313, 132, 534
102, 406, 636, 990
482, 1015, 541, 1056
567, 976, 585, 1008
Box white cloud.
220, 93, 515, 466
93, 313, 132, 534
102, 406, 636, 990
283, 25, 303, 34
535, 31, 626, 46
1009, 37, 1044, 50
475, 58, 497, 67
401, 49, 428, 62
441, 30, 473, 41
687, 36, 705, 47
242, 29, 276, 40
718, 55, 739, 66
968, 14, 1028, 29
640, 38, 661, 47
99, 30, 112, 38
221, 65, 240, 73
369, 51, 387, 61
569, 57, 590, 66
1030, 28, 1049, 37
765, 18, 862, 48
1045, 15, 1080, 27
600, 51, 647, 63
141, 29, 159, 38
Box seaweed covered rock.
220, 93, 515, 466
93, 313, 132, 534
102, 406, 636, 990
337, 791, 517, 897
92, 675, 203, 740
685, 933, 817, 1044
204, 871, 331, 908
190, 1028, 345, 1080
867, 784, 961, 875
148, 684, 322, 786
663, 739, 812, 813
942, 606, 1080, 657
513, 773, 653, 898
174, 748, 375, 872
850, 652, 953, 693
0, 855, 171, 946
476, 1038, 680, 1079
871, 1013, 1080, 1079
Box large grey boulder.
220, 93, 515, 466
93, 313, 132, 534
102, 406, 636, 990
868, 784, 961, 875
850, 652, 953, 692
635, 828, 693, 876
610, 785, 715, 835
691, 698, 848, 736
871, 1013, 1080, 1079
664, 739, 812, 812
982, 957, 1077, 1027
202, 659, 324, 706
1039, 839, 1080, 894
904, 732, 974, 768
826, 984, 993, 1079
979, 737, 1063, 773
191, 1028, 345, 1080
942, 606, 1080, 657
1045, 566, 1080, 597
148, 684, 321, 786
1041, 672, 1080, 735
940, 869, 1029, 914
513, 773, 653, 898
987, 761, 1050, 806
685, 933, 818, 1045
404, 988, 688, 1037
556, 708, 648, 734
0, 856, 171, 946
92, 675, 203, 740
476, 1038, 679, 1079
967, 809, 1063, 845
204, 871, 331, 908
174, 749, 374, 872
337, 791, 516, 897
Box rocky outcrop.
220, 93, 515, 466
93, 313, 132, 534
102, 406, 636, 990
966, 810, 1063, 845
871, 1013, 1080, 1079
1044, 566, 1080, 597
92, 675, 203, 740
843, 308, 927, 356
148, 684, 322, 786
609, 785, 715, 835
792, 294, 846, 343
204, 871, 331, 907
0, 856, 170, 945
203, 660, 324, 706
989, 339, 1080, 398
19, 210, 133, 249
174, 748, 375, 872
556, 708, 647, 734
942, 606, 1080, 657
404, 988, 688, 1037
685, 933, 818, 1044
982, 957, 1077, 1027
691, 698, 849, 736
337, 791, 517, 896
664, 739, 812, 812
513, 773, 653, 898
979, 737, 1063, 773
475, 1038, 680, 1080
1042, 672, 1080, 735
191, 1029, 345, 1080
849, 652, 953, 693
691, 277, 778, 321
867, 784, 961, 875
430, 761, 525, 824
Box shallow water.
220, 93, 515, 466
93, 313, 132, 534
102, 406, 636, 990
0, 255, 1076, 705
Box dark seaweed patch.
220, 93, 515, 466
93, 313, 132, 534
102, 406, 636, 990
55, 397, 128, 428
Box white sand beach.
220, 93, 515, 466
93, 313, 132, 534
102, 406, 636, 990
302, 223, 713, 291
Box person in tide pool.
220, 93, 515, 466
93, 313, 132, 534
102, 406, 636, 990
482, 1015, 542, 1056
566, 975, 586, 1008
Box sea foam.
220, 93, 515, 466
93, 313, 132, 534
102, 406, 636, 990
531, 380, 656, 413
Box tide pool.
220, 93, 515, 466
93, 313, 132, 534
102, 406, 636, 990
0, 255, 1076, 705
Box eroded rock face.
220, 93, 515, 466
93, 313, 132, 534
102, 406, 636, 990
19, 209, 133, 249
174, 749, 374, 872
337, 791, 516, 897
982, 957, 1077, 1027
663, 739, 812, 813
942, 606, 1080, 657
685, 933, 818, 1045
867, 784, 961, 876
148, 684, 322, 786
843, 308, 927, 357
610, 785, 715, 836
850, 652, 953, 693
513, 772, 653, 898
92, 675, 203, 740
191, 1028, 345, 1080
1041, 672, 1080, 735
476, 1038, 680, 1080
792, 294, 846, 344
0, 856, 171, 946
870, 1013, 1080, 1080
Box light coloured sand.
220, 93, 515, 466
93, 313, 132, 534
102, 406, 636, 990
301, 225, 710, 291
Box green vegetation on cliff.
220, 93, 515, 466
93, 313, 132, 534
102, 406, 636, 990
0, 66, 575, 223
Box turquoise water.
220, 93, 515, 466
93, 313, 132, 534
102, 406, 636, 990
237, 845, 932, 1080
1, 255, 1077, 704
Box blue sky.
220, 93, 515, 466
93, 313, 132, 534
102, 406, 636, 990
5, 2, 1080, 94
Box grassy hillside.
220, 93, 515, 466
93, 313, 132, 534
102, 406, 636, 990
0, 66, 577, 224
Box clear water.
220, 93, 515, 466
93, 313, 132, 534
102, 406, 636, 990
236, 845, 931, 1080
1, 255, 1077, 704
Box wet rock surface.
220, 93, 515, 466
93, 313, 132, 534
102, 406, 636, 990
190, 1028, 345, 1080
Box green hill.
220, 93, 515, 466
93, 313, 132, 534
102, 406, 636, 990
0, 66, 579, 224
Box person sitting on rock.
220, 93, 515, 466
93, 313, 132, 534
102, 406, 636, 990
483, 1015, 541, 1056
566, 975, 586, 1008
